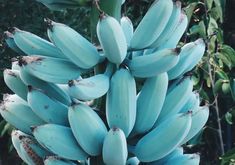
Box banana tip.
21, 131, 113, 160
8, 27, 20, 34
30, 126, 37, 132
174, 47, 181, 54
44, 18, 53, 30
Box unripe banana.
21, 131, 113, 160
4, 31, 25, 54
106, 68, 136, 137
121, 16, 134, 47
0, 94, 45, 134
97, 14, 127, 64
3, 69, 28, 101
130, 0, 173, 49
132, 73, 168, 135
180, 91, 200, 113
27, 86, 69, 126
44, 156, 76, 165
47, 19, 100, 69
11, 27, 67, 59
18, 55, 83, 84
135, 113, 192, 162
32, 124, 88, 160
181, 106, 209, 144
150, 1, 182, 48
154, 76, 193, 125
168, 39, 205, 80
68, 103, 107, 156
102, 127, 127, 165
128, 48, 180, 78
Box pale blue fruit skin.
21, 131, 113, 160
102, 128, 127, 165
3, 69, 28, 101
97, 15, 127, 64
126, 157, 140, 165
44, 156, 77, 165
106, 68, 136, 137
33, 124, 88, 161
135, 113, 192, 162
48, 21, 100, 69
121, 16, 133, 47
132, 73, 168, 135
27, 87, 69, 126
180, 91, 200, 113
4, 31, 25, 55
68, 103, 107, 156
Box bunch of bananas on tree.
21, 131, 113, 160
1, 0, 209, 164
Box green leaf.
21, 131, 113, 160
206, 0, 214, 10
210, 6, 223, 22
221, 147, 235, 163
219, 45, 235, 67
215, 70, 229, 80
207, 16, 218, 35
222, 82, 231, 95
216, 52, 232, 70
183, 2, 198, 22
214, 79, 223, 94
1, 123, 11, 137
225, 112, 233, 125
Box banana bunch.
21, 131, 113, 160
2, 0, 209, 164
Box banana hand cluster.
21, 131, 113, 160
2, 0, 208, 164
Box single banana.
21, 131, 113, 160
97, 14, 127, 64
18, 55, 82, 84
158, 11, 188, 50
132, 73, 168, 135
19, 65, 71, 105
106, 68, 136, 137
68, 103, 107, 156
130, 0, 173, 49
135, 113, 192, 162
3, 69, 28, 101
180, 91, 200, 113
128, 48, 180, 78
154, 76, 193, 125
102, 127, 128, 165
32, 124, 88, 160
44, 156, 76, 165
47, 19, 100, 69
0, 94, 45, 134
168, 39, 205, 80
27, 86, 69, 126
150, 1, 182, 48
11, 27, 67, 59
180, 106, 209, 144
121, 16, 134, 47
67, 63, 113, 101
126, 157, 140, 165
4, 31, 25, 54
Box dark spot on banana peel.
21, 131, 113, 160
22, 142, 44, 165
4, 69, 17, 77
112, 127, 119, 132
68, 80, 75, 87
44, 18, 54, 31
44, 105, 49, 109
8, 27, 20, 34
30, 126, 37, 132
174, 47, 181, 54
27, 85, 33, 92
3, 31, 13, 39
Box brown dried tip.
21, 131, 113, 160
112, 127, 119, 132
8, 27, 20, 34
99, 12, 106, 19
28, 85, 33, 92
30, 126, 37, 132
174, 47, 181, 55
3, 31, 13, 39
4, 69, 17, 77
68, 80, 75, 87
119, 63, 129, 70
44, 18, 53, 31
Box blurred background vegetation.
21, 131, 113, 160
0, 0, 235, 164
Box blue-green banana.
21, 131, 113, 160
3, 69, 28, 101
164, 153, 200, 165
121, 16, 133, 47
128, 48, 180, 78
68, 103, 107, 156
4, 31, 25, 55
130, 0, 173, 49
106, 68, 136, 137
180, 91, 200, 113
27, 86, 69, 126
0, 94, 45, 134
132, 73, 168, 135
32, 124, 88, 160
19, 55, 82, 84
47, 19, 100, 69
97, 14, 127, 64
102, 127, 127, 165
135, 113, 192, 162
44, 156, 76, 165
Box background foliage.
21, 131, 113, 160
0, 0, 235, 164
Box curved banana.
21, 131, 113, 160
19, 65, 71, 105
130, 0, 173, 49
128, 48, 180, 78
135, 113, 192, 162
11, 27, 67, 59
3, 69, 28, 101
154, 76, 193, 125
181, 106, 209, 144
44, 156, 76, 165
102, 127, 127, 165
0, 94, 45, 134
67, 63, 113, 101
180, 91, 200, 113
121, 16, 133, 47
27, 86, 69, 126
32, 124, 88, 160
126, 157, 140, 165
97, 14, 127, 64
150, 1, 182, 48
158, 11, 188, 49
47, 19, 100, 69
106, 68, 136, 137
4, 31, 25, 54
168, 39, 205, 80
36, 0, 80, 11
132, 73, 168, 135
18, 55, 83, 84
68, 103, 107, 156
